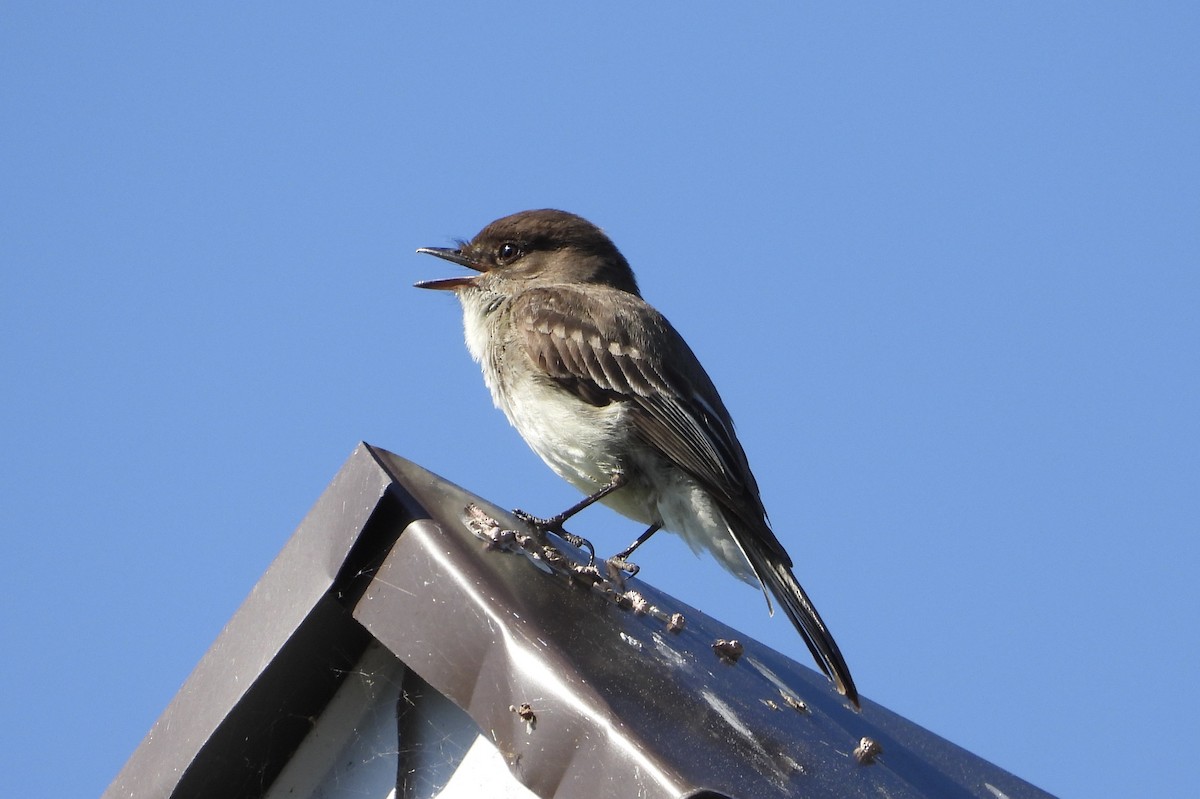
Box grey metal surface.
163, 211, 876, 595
104, 443, 395, 799
263, 641, 407, 799
359, 448, 1055, 799
105, 443, 1056, 799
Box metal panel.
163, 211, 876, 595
106, 443, 1056, 799
357, 448, 1055, 799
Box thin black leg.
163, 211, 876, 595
606, 523, 662, 576
613, 523, 662, 561
513, 472, 629, 563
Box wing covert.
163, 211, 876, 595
512, 286, 765, 526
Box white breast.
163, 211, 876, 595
456, 289, 755, 583
459, 290, 634, 495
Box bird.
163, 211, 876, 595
415, 209, 859, 707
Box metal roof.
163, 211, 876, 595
105, 443, 1056, 799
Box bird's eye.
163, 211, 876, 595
497, 242, 522, 263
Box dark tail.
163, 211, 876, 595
736, 529, 860, 708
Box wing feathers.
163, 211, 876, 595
512, 285, 857, 706
736, 527, 860, 707
514, 287, 754, 509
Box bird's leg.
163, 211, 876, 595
606, 523, 662, 576
514, 472, 628, 563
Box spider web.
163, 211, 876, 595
262, 641, 536, 799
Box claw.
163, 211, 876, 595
513, 508, 596, 564
606, 555, 640, 577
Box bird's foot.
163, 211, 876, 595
605, 554, 640, 578
513, 508, 596, 564
604, 523, 659, 580
465, 505, 685, 632
512, 507, 558, 531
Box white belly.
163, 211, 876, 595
493, 371, 756, 584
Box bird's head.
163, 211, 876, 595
416, 209, 640, 297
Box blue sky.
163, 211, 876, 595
3, 4, 1197, 797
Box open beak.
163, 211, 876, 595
414, 247, 485, 291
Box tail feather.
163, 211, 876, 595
735, 528, 860, 709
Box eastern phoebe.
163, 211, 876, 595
416, 209, 859, 707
